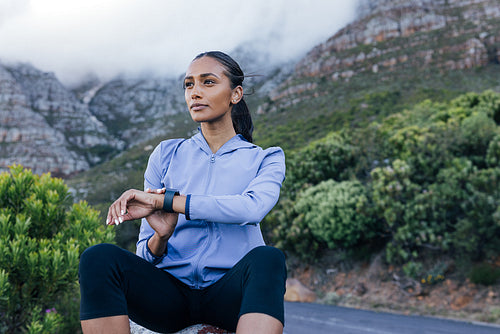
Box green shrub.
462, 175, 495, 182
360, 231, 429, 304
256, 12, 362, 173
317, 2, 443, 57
269, 179, 378, 259
454, 90, 500, 124
451, 167, 500, 259
371, 159, 424, 262
469, 262, 500, 285
294, 179, 376, 249
486, 134, 500, 167
402, 261, 424, 279
283, 132, 358, 197
268, 90, 500, 267
0, 165, 115, 333
458, 111, 498, 166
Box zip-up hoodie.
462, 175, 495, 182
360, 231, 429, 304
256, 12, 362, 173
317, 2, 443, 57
136, 129, 286, 289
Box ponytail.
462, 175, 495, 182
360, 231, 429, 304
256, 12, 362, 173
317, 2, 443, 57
232, 98, 253, 143
193, 51, 254, 143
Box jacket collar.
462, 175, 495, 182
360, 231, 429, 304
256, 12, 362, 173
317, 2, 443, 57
191, 127, 256, 155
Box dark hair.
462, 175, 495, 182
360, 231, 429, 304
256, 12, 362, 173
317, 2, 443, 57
193, 51, 254, 143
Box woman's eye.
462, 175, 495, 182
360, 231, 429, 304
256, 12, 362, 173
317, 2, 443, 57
204, 79, 215, 85
183, 82, 193, 88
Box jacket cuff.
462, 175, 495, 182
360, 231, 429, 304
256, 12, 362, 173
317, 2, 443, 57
145, 235, 166, 265
185, 194, 192, 220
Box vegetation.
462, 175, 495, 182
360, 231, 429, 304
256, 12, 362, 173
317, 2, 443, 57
0, 165, 114, 333
265, 90, 500, 281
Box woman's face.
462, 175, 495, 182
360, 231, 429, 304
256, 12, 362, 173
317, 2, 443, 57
184, 56, 241, 124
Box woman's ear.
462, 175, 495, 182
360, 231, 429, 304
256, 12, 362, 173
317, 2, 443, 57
231, 86, 243, 104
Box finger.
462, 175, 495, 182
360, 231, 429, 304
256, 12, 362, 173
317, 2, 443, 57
111, 195, 124, 225
155, 188, 166, 194
106, 193, 120, 225
119, 197, 128, 223
116, 190, 137, 224
106, 206, 113, 225
111, 202, 121, 225
108, 203, 119, 225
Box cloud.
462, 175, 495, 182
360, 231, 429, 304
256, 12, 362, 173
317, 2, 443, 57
0, 0, 358, 85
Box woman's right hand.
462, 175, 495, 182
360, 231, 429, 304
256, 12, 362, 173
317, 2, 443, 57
143, 188, 178, 256
146, 210, 179, 240
144, 187, 178, 238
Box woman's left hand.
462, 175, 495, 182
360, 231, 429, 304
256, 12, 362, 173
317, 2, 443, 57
106, 189, 163, 225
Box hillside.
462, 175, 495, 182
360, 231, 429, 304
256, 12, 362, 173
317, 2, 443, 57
253, 0, 500, 149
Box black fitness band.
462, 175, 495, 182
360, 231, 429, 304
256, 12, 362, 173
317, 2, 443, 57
162, 188, 179, 213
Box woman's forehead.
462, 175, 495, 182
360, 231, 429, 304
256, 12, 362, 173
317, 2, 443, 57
185, 56, 226, 78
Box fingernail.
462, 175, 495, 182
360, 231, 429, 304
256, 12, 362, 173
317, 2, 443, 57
146, 188, 151, 192
115, 219, 119, 225
121, 210, 125, 215
156, 189, 162, 193
119, 217, 123, 223
106, 218, 110, 225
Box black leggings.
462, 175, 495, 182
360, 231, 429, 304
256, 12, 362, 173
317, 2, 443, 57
79, 243, 287, 333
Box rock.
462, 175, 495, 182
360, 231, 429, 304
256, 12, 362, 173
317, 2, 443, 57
353, 282, 368, 296
284, 278, 317, 303
0, 62, 124, 176
129, 321, 234, 334
87, 77, 186, 145
267, 0, 500, 111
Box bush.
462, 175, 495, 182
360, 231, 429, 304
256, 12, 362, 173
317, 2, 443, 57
269, 179, 377, 259
469, 262, 500, 286
268, 90, 500, 267
458, 111, 498, 167
486, 134, 500, 167
269, 196, 323, 258
0, 165, 115, 333
370, 159, 424, 262
450, 167, 500, 259
283, 132, 358, 197
294, 180, 376, 249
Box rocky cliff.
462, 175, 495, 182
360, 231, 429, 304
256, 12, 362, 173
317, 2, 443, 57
260, 0, 500, 112
86, 76, 187, 145
0, 64, 192, 176
0, 63, 125, 176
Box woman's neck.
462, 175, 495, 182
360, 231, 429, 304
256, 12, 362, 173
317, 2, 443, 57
200, 122, 237, 153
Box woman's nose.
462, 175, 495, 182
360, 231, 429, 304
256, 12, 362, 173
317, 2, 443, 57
190, 84, 202, 99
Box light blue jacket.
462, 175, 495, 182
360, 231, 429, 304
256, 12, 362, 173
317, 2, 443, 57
136, 130, 285, 289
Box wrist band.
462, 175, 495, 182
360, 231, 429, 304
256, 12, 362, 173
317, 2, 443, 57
162, 188, 179, 213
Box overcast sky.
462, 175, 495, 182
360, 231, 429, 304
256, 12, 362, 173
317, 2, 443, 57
0, 0, 359, 85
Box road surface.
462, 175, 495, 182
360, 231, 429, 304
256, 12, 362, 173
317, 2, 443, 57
284, 302, 500, 334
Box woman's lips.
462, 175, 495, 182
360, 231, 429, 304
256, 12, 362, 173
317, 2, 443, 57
191, 103, 207, 111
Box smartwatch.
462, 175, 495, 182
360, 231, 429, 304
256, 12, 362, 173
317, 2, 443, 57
162, 188, 179, 213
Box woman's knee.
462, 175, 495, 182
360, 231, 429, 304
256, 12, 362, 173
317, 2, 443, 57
79, 243, 121, 276
246, 246, 287, 276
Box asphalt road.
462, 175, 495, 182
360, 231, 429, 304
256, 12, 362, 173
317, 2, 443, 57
284, 302, 500, 334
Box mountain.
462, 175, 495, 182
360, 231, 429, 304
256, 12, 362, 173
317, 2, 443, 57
253, 0, 500, 148
2, 0, 500, 179
0, 63, 125, 176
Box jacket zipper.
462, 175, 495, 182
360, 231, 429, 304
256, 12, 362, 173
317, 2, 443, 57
193, 153, 216, 288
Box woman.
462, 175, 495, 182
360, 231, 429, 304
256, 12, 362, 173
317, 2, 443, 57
79, 51, 287, 334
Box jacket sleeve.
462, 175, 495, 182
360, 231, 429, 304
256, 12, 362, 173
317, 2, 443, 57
186, 147, 285, 224
136, 140, 181, 263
